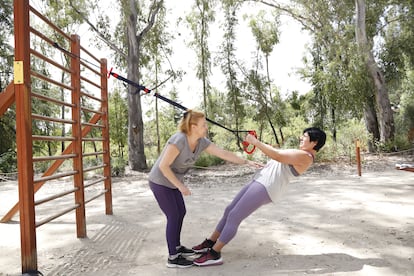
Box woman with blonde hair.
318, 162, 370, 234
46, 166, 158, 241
148, 109, 261, 268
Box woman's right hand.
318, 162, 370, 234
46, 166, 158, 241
246, 160, 265, 168
178, 185, 191, 196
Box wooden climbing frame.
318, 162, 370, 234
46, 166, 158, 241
0, 0, 113, 273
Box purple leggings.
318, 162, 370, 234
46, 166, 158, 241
149, 181, 185, 255
216, 180, 272, 244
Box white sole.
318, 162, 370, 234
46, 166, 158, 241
166, 263, 193, 268
193, 248, 209, 254
193, 258, 223, 267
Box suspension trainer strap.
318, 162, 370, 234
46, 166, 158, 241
154, 93, 250, 138
108, 68, 256, 153
153, 93, 186, 111
108, 68, 149, 92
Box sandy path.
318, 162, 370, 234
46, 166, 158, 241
0, 159, 413, 276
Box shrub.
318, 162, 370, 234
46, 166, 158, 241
0, 150, 17, 174
111, 157, 126, 177
194, 152, 224, 167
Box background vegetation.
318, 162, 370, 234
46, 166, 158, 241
0, 0, 413, 176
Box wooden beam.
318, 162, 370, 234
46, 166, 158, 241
14, 0, 37, 272
71, 34, 87, 238
0, 82, 15, 116
100, 58, 113, 215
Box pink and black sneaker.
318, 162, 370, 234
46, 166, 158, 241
192, 239, 215, 253
193, 249, 223, 266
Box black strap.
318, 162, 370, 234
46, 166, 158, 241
108, 69, 256, 153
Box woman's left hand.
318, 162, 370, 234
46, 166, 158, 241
244, 133, 258, 145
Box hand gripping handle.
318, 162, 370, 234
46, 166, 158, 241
242, 130, 257, 154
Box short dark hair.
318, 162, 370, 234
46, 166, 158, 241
304, 127, 326, 151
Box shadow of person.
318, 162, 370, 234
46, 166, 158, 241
268, 253, 389, 274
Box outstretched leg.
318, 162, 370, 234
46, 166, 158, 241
194, 180, 271, 266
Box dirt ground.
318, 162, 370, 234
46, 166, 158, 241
0, 154, 413, 276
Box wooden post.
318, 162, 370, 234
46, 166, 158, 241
71, 34, 87, 238
101, 59, 113, 215
356, 139, 361, 176
14, 0, 38, 273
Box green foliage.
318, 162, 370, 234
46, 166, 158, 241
278, 118, 370, 164
111, 157, 126, 177
334, 119, 369, 161
0, 149, 16, 174
0, 0, 15, 172
186, 0, 216, 112
109, 88, 128, 157
143, 92, 183, 164
392, 133, 412, 151
0, 110, 15, 157
395, 68, 414, 130
217, 1, 249, 140
208, 124, 240, 152
247, 9, 280, 57
374, 135, 412, 153
280, 116, 308, 142
2, 0, 414, 175
194, 152, 224, 167
0, 0, 13, 57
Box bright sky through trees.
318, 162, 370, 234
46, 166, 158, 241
165, 1, 311, 108
29, 0, 311, 109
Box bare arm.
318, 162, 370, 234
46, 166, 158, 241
204, 143, 264, 168
158, 144, 191, 195
245, 134, 313, 173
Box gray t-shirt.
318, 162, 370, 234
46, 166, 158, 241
148, 132, 211, 189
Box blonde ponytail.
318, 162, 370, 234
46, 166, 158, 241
178, 109, 205, 134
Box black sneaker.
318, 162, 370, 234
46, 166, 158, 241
192, 239, 216, 253
177, 245, 195, 256
167, 255, 193, 268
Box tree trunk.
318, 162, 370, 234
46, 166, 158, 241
355, 0, 394, 143
124, 0, 163, 171
363, 95, 380, 152
331, 108, 337, 142
265, 111, 279, 145
126, 1, 146, 171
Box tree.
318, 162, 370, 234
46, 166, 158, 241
254, 0, 403, 149
355, 0, 394, 143
69, 0, 164, 170
218, 0, 247, 150
120, 0, 163, 171
377, 0, 414, 145
186, 0, 216, 117
246, 9, 284, 144
141, 4, 175, 155
247, 10, 280, 98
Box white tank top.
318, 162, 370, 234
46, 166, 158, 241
253, 159, 299, 202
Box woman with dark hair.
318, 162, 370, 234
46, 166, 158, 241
193, 127, 326, 266
148, 109, 262, 268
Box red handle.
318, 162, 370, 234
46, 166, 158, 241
107, 67, 113, 79
242, 130, 257, 154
